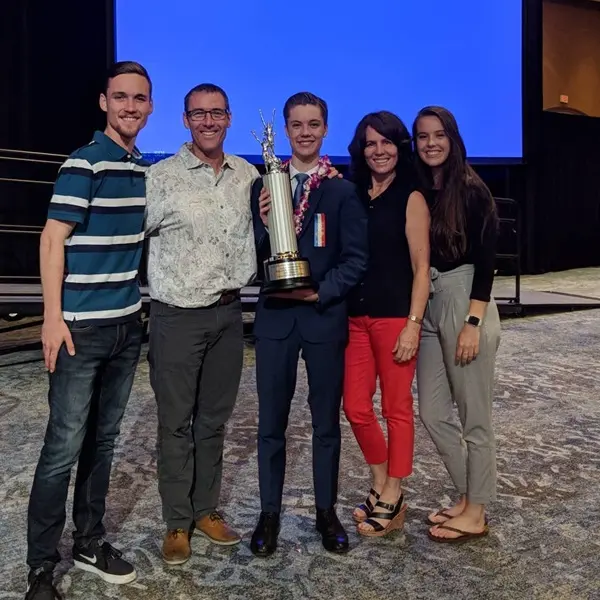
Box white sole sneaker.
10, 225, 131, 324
73, 559, 137, 585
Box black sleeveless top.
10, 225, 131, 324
347, 177, 414, 318
425, 189, 498, 302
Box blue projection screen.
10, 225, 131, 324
115, 1, 522, 160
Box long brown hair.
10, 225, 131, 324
412, 106, 497, 261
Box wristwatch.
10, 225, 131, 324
464, 315, 482, 327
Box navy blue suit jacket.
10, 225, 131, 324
251, 175, 369, 343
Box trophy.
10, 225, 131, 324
252, 110, 314, 294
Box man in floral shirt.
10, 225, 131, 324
144, 83, 259, 566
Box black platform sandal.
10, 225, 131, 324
353, 488, 381, 523
357, 494, 407, 537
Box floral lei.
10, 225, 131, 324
281, 155, 334, 235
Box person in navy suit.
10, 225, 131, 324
249, 92, 369, 557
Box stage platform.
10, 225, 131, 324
0, 283, 260, 318
3, 268, 600, 320
494, 289, 600, 316
492, 266, 600, 316
0, 284, 260, 354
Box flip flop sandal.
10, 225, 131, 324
427, 524, 490, 544
427, 511, 490, 526
353, 488, 381, 523
426, 509, 455, 526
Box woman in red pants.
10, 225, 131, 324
344, 111, 430, 537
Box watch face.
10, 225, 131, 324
466, 315, 481, 326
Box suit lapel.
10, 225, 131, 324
299, 185, 326, 239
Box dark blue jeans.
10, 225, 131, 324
27, 318, 142, 570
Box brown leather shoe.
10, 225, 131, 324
162, 529, 191, 565
195, 511, 241, 546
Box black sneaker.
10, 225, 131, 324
72, 539, 136, 585
25, 567, 61, 599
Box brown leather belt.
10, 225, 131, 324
218, 290, 240, 305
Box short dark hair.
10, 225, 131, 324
106, 61, 152, 96
348, 110, 415, 192
184, 83, 230, 113
283, 92, 328, 125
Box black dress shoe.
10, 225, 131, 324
250, 512, 280, 557
316, 508, 349, 554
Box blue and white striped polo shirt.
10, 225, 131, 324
47, 130, 149, 325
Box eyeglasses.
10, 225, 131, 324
186, 109, 228, 122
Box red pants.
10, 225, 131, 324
343, 316, 416, 478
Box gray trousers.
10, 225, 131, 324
148, 299, 244, 529
416, 265, 501, 505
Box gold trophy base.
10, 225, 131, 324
262, 253, 314, 295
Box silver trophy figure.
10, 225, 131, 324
252, 110, 313, 294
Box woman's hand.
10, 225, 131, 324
455, 324, 480, 366
393, 321, 420, 363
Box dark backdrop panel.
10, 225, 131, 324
0, 0, 112, 280
533, 111, 600, 272
7, 0, 592, 283
522, 0, 543, 274
0, 0, 111, 154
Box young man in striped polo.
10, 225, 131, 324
25, 61, 153, 600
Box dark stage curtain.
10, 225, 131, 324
0, 0, 112, 279
0, 1, 111, 155
532, 112, 600, 272
1, 0, 596, 281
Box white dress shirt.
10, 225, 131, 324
289, 163, 319, 196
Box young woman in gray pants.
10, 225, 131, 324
412, 106, 501, 543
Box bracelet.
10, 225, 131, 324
408, 314, 423, 325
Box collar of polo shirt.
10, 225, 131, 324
92, 130, 143, 161
179, 142, 235, 171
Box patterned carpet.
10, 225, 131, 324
1, 308, 600, 599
